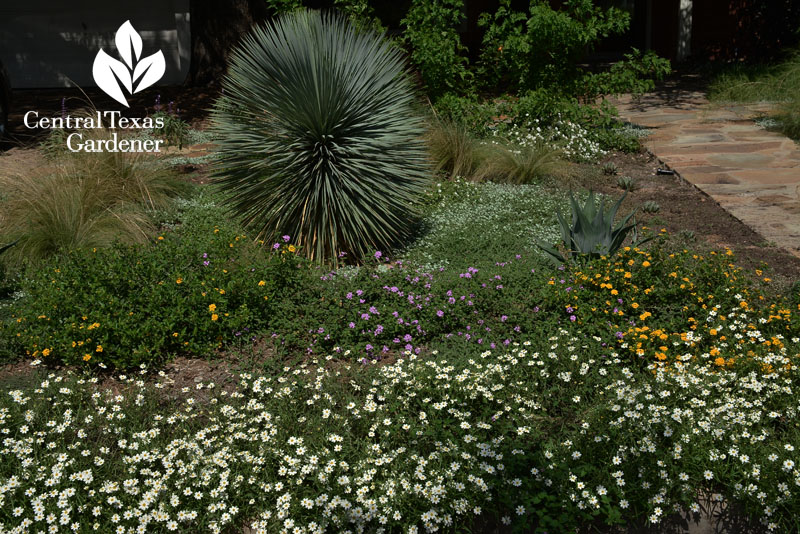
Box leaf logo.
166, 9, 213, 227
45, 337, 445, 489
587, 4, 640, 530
92, 21, 165, 107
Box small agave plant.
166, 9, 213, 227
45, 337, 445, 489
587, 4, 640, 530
537, 191, 650, 264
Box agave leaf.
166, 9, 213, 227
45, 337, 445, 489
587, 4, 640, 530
535, 238, 566, 265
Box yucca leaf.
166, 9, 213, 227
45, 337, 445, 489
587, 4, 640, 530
211, 9, 430, 265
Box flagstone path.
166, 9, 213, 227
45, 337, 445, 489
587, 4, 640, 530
611, 80, 800, 258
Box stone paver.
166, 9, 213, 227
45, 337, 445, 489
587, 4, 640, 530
611, 85, 800, 258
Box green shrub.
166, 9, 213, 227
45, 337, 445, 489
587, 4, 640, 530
334, 0, 385, 34
476, 0, 669, 98
401, 0, 472, 99
432, 93, 495, 133
212, 10, 430, 265
151, 111, 190, 149
2, 202, 307, 369
508, 89, 642, 153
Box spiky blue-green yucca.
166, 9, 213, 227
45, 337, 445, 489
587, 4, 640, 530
211, 10, 430, 264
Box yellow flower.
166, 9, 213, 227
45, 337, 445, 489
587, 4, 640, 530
258, 280, 266, 287
42, 348, 51, 357
96, 345, 103, 353
211, 314, 219, 321
158, 236, 164, 240
176, 278, 183, 284
632, 303, 639, 309
83, 354, 92, 361
173, 332, 179, 337
610, 289, 618, 295
714, 356, 725, 366
209, 304, 217, 312
642, 261, 651, 267
288, 245, 297, 253
709, 329, 717, 336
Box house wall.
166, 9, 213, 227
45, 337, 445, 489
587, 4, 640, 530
0, 1, 190, 88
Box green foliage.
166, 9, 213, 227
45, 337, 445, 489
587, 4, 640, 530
476, 0, 669, 99
0, 241, 17, 300
776, 98, 800, 140
537, 190, 648, 263
265, 0, 302, 14
39, 128, 70, 159
401, 0, 472, 99
2, 196, 307, 368
616, 175, 637, 191
431, 93, 496, 133
581, 49, 671, 100
509, 89, 642, 153
641, 200, 660, 214
601, 162, 618, 175
151, 111, 190, 149
211, 10, 430, 265
476, 0, 529, 92
707, 50, 800, 140
334, 0, 385, 34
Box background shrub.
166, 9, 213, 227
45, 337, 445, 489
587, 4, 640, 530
212, 10, 430, 265
401, 0, 472, 100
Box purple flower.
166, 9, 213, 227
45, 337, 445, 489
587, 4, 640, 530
374, 251, 382, 259
570, 315, 577, 322
365, 344, 374, 352
282, 235, 290, 242
272, 243, 280, 250
501, 315, 508, 322
346, 292, 353, 299
203, 261, 210, 266
616, 331, 624, 339
436, 310, 444, 317
348, 322, 356, 329
361, 313, 370, 320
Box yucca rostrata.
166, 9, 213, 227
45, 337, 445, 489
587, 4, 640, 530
211, 9, 430, 264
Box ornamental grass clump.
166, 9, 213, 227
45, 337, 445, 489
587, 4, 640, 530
211, 9, 430, 265
0, 121, 185, 262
